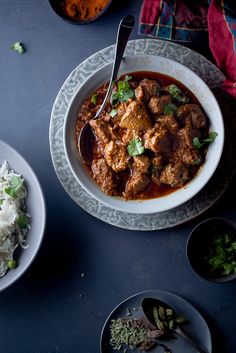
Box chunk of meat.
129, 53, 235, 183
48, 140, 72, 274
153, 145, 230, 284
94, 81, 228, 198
121, 129, 141, 145
91, 158, 117, 195
148, 95, 172, 114
89, 119, 112, 147
158, 115, 179, 133
144, 124, 171, 154
104, 141, 130, 172
117, 102, 129, 119
152, 172, 161, 186
133, 155, 150, 174
174, 146, 202, 165
177, 104, 207, 128
135, 79, 160, 102
124, 172, 150, 199
178, 122, 201, 148
160, 163, 189, 187
152, 155, 163, 170
119, 101, 152, 132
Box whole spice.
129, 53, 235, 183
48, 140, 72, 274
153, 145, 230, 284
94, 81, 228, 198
61, 0, 110, 21
110, 318, 149, 351
152, 305, 186, 334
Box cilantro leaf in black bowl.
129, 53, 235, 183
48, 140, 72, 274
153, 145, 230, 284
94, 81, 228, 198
186, 217, 236, 283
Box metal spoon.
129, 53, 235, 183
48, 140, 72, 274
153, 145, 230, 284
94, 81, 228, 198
78, 14, 134, 164
142, 297, 209, 353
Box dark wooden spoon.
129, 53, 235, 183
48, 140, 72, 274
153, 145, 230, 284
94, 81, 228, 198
78, 14, 134, 164
142, 298, 209, 353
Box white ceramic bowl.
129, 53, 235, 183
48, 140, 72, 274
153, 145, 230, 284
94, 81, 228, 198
64, 55, 224, 214
0, 140, 46, 291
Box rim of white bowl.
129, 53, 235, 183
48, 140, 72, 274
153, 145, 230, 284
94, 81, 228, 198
63, 55, 224, 214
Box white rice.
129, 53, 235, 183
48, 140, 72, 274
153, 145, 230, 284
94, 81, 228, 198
0, 161, 29, 277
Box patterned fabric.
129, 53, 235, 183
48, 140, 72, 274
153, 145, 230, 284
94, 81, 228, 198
139, 0, 236, 97
139, 0, 208, 42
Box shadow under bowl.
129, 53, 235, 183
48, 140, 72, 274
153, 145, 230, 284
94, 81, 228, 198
186, 217, 236, 283
48, 0, 112, 24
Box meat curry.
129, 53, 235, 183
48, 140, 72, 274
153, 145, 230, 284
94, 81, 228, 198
76, 72, 217, 200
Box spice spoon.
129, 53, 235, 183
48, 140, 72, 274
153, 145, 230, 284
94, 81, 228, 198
78, 14, 134, 164
142, 298, 209, 353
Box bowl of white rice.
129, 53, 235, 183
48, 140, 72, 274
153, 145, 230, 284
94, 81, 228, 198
0, 140, 45, 291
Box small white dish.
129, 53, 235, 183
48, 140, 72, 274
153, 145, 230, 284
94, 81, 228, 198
0, 140, 46, 291
63, 55, 224, 214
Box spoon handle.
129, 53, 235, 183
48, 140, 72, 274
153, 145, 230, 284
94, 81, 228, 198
94, 15, 134, 119
175, 327, 209, 353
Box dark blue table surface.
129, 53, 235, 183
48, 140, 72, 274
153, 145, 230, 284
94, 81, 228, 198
0, 1, 236, 353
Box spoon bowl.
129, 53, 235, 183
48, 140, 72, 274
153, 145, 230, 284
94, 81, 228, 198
78, 14, 134, 163
142, 297, 209, 353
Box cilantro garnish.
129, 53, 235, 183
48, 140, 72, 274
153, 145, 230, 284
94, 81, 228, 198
204, 232, 236, 276
110, 76, 135, 107
127, 139, 145, 157
193, 158, 201, 165
5, 176, 23, 198
11, 42, 25, 54
193, 131, 218, 149
167, 84, 189, 103
17, 215, 28, 230
163, 103, 177, 115
91, 94, 98, 105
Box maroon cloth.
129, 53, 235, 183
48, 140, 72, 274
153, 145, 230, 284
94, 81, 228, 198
208, 0, 236, 97
139, 0, 236, 98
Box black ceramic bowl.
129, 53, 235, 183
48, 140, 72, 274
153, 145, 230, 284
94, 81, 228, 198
186, 217, 236, 283
48, 0, 112, 24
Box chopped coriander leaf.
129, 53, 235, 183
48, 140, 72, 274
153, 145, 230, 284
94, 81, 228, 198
202, 131, 218, 143
110, 76, 135, 107
167, 84, 190, 103
193, 137, 203, 149
193, 131, 218, 149
5, 176, 23, 198
110, 108, 117, 117
17, 215, 28, 229
7, 260, 17, 269
204, 232, 236, 276
163, 103, 177, 115
110, 92, 120, 107
11, 41, 25, 54
90, 94, 98, 105
193, 158, 201, 165
127, 139, 145, 157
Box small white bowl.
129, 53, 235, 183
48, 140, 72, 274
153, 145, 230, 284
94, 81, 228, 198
0, 140, 46, 291
64, 55, 224, 214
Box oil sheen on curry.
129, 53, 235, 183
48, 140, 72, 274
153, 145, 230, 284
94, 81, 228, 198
76, 72, 217, 201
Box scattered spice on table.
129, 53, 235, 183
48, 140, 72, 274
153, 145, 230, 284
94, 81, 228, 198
60, 0, 110, 21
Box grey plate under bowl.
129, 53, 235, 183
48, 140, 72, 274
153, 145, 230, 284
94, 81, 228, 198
100, 290, 212, 353
49, 38, 236, 231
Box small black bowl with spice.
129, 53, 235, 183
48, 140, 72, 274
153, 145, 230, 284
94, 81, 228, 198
186, 217, 236, 283
48, 0, 112, 24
